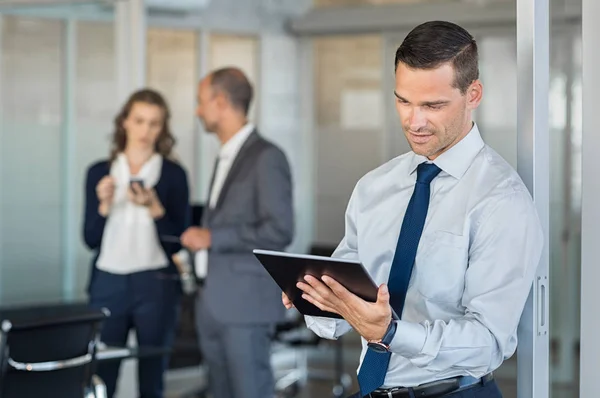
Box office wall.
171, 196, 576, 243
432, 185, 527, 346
146, 27, 198, 195
313, 34, 385, 246
74, 20, 117, 294
477, 34, 518, 168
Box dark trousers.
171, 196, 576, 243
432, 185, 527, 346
195, 296, 276, 398
89, 268, 181, 398
348, 378, 502, 398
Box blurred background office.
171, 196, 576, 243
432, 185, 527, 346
0, 0, 589, 397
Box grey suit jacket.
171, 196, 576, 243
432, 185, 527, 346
200, 131, 294, 325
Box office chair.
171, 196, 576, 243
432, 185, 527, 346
0, 306, 109, 398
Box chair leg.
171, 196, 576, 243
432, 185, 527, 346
91, 374, 108, 398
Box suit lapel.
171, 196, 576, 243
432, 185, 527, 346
214, 130, 260, 211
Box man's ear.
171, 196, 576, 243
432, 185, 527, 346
466, 80, 483, 110
215, 91, 229, 110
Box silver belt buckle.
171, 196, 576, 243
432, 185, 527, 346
370, 386, 402, 398
388, 386, 403, 398
368, 389, 395, 398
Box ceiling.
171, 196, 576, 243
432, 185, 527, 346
2, 0, 312, 14
313, 0, 512, 6
0, 0, 511, 13
0, 0, 210, 10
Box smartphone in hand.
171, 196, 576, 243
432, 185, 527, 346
129, 179, 145, 190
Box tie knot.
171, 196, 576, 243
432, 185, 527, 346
416, 162, 441, 184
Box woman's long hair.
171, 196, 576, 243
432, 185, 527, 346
110, 89, 176, 162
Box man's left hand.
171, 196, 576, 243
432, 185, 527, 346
297, 275, 392, 342
180, 227, 212, 251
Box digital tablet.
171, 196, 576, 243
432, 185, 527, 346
253, 249, 399, 320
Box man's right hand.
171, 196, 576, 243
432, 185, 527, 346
96, 176, 115, 216
282, 292, 294, 309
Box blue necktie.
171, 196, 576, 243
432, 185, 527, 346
357, 162, 442, 397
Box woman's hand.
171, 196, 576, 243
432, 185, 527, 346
96, 176, 115, 216
128, 183, 165, 219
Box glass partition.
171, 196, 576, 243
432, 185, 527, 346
0, 16, 65, 305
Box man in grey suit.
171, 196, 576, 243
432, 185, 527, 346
181, 67, 294, 398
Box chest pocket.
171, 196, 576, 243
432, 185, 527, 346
414, 230, 469, 303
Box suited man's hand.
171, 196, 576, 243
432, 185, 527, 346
297, 275, 391, 342
181, 227, 212, 251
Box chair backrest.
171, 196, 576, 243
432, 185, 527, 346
0, 306, 108, 398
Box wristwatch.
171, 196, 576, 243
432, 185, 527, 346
367, 320, 398, 353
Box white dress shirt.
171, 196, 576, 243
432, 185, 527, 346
195, 123, 255, 277
305, 124, 544, 388
97, 153, 169, 274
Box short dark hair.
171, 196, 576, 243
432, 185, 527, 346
394, 21, 479, 94
210, 67, 253, 115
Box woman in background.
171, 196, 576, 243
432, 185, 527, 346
83, 89, 190, 398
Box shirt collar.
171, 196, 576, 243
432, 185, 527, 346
219, 122, 255, 161
409, 123, 485, 179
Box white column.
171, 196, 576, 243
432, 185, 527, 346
259, 33, 310, 253
196, 29, 213, 202
579, 0, 600, 395
516, 0, 550, 397
114, 3, 147, 396
115, 0, 146, 103
298, 37, 315, 253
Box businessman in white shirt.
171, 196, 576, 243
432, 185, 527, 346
283, 21, 543, 398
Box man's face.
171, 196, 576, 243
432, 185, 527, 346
394, 62, 482, 159
195, 78, 220, 133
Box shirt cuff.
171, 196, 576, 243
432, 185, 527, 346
389, 320, 427, 358
304, 316, 339, 340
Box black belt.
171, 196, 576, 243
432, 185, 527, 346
368, 373, 494, 398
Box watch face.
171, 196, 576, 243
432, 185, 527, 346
367, 342, 389, 354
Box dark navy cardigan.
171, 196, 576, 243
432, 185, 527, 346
83, 158, 191, 287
